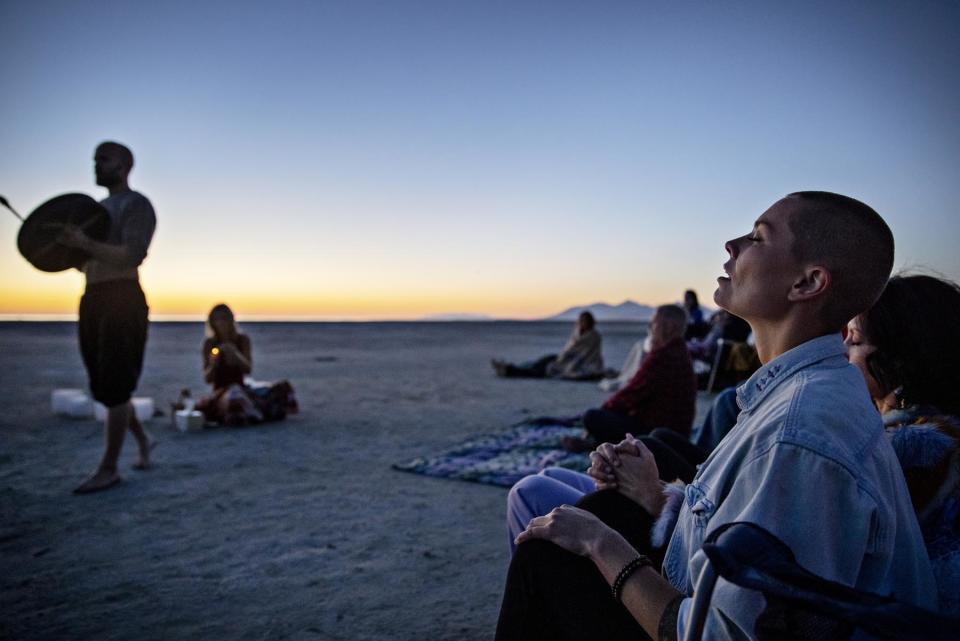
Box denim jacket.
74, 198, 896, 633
664, 334, 937, 640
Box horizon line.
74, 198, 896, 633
0, 313, 655, 323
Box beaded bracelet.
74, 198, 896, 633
611, 555, 653, 602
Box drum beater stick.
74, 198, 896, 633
0, 195, 24, 222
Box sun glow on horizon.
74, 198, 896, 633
0, 262, 693, 321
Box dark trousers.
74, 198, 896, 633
78, 279, 149, 407
495, 490, 661, 641
503, 354, 556, 378
583, 407, 641, 444
646, 428, 708, 484
639, 429, 704, 485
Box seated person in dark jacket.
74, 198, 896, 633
563, 305, 697, 451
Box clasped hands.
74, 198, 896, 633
588, 433, 665, 517
515, 434, 665, 559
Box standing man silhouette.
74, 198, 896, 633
60, 141, 157, 494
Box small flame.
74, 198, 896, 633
211, 347, 220, 356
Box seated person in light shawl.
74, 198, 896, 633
492, 312, 606, 381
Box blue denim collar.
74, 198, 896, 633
736, 333, 846, 414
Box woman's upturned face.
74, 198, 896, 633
714, 200, 801, 322
844, 316, 884, 401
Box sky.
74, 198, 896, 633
1, 0, 958, 320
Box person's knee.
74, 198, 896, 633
539, 467, 568, 481
575, 488, 628, 515
512, 537, 568, 568
509, 474, 555, 512
541, 466, 596, 494
576, 488, 650, 527
642, 433, 682, 464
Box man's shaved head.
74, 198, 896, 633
96, 141, 134, 171
784, 191, 894, 328
655, 304, 687, 340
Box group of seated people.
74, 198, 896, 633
683, 289, 758, 388
494, 289, 755, 419
193, 303, 297, 426
493, 192, 959, 640
563, 304, 698, 453
492, 295, 750, 456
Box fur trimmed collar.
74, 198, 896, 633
884, 407, 960, 522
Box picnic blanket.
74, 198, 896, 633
392, 418, 591, 487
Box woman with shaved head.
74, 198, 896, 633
496, 192, 936, 641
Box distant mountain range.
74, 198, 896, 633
543, 300, 657, 322
419, 299, 707, 322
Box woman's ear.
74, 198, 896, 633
788, 265, 831, 302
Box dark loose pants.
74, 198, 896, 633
495, 490, 663, 641
503, 354, 557, 378
646, 428, 708, 484
78, 279, 149, 407
583, 407, 641, 444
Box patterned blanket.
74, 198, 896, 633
392, 420, 591, 487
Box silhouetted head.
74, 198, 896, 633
206, 303, 238, 342
845, 274, 960, 415
577, 311, 596, 334
716, 192, 893, 334
94, 141, 134, 188
683, 290, 699, 311
650, 304, 687, 348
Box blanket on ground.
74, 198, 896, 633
392, 418, 589, 487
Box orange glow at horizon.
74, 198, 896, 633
1, 220, 702, 320
0, 270, 689, 320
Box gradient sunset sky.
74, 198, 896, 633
1, 1, 958, 320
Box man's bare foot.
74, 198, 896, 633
132, 435, 157, 471
73, 469, 121, 494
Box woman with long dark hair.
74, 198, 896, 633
844, 274, 960, 613
195, 304, 297, 426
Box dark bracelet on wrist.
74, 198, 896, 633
611, 554, 653, 602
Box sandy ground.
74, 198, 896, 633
0, 321, 713, 641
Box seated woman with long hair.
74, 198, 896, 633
195, 304, 297, 426
492, 311, 607, 381
844, 274, 960, 614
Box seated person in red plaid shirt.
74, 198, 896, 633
563, 305, 697, 452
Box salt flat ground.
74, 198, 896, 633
0, 321, 711, 641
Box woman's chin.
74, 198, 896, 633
713, 279, 730, 306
